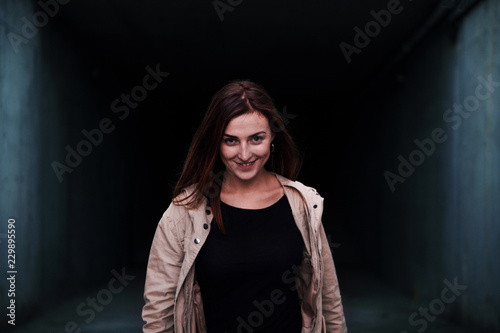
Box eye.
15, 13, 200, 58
223, 137, 237, 145
251, 136, 264, 143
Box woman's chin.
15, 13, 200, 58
227, 165, 264, 182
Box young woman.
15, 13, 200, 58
142, 80, 347, 333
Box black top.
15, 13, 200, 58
196, 195, 304, 333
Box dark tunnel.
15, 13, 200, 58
1, 0, 499, 332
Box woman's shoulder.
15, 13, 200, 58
274, 173, 323, 199
172, 183, 199, 203
161, 184, 203, 224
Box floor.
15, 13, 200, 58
10, 267, 473, 333
338, 268, 470, 333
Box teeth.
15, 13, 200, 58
238, 162, 254, 166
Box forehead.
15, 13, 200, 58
224, 112, 270, 136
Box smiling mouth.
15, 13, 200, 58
235, 160, 257, 167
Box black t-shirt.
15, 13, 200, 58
196, 195, 304, 333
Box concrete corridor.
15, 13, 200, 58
1, 0, 499, 332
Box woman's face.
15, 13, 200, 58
220, 111, 274, 183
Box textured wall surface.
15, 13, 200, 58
371, 0, 499, 330
0, 0, 142, 327
1, 0, 44, 325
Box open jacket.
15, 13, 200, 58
142, 173, 348, 333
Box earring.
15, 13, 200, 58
271, 143, 275, 152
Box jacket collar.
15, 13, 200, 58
274, 173, 324, 220
181, 172, 325, 236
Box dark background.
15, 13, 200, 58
1, 0, 499, 332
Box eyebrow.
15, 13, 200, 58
223, 131, 266, 138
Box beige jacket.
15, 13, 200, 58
142, 173, 347, 332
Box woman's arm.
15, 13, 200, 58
320, 224, 348, 332
142, 206, 185, 332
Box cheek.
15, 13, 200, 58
219, 145, 235, 161
254, 145, 271, 157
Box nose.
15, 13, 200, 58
238, 142, 252, 161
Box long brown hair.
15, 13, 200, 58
173, 80, 301, 233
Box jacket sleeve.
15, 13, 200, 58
320, 224, 348, 332
142, 205, 185, 332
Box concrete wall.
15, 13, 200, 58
369, 0, 499, 330
0, 0, 142, 327
1, 1, 45, 326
